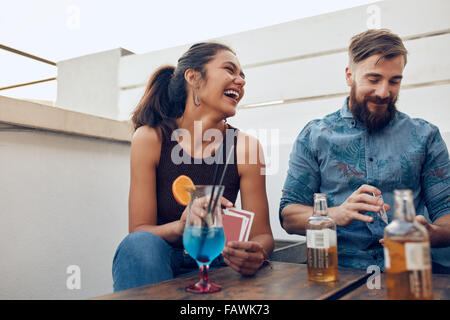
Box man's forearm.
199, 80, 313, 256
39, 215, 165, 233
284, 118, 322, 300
430, 214, 450, 248
280, 203, 314, 235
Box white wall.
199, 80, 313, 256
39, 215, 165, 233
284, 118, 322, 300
56, 48, 133, 120
0, 125, 129, 299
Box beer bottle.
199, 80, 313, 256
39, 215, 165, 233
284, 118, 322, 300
306, 193, 338, 282
383, 189, 433, 299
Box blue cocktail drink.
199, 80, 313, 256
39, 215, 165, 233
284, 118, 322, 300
182, 185, 225, 293
183, 226, 225, 264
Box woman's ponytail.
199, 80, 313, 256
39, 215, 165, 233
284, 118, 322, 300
131, 65, 184, 137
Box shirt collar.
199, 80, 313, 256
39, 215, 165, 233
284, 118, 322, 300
340, 96, 354, 119
340, 97, 357, 129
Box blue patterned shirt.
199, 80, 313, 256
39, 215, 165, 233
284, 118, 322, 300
280, 97, 450, 271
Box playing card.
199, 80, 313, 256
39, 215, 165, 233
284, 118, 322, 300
223, 208, 254, 242
222, 210, 248, 243
373, 193, 389, 224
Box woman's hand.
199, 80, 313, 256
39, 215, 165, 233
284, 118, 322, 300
177, 197, 234, 236
222, 241, 268, 276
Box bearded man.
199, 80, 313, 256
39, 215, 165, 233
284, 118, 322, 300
279, 29, 450, 272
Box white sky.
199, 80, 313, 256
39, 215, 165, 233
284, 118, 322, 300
0, 0, 377, 101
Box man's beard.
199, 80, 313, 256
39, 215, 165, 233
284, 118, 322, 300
349, 84, 397, 133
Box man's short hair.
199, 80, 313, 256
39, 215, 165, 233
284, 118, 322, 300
349, 29, 408, 66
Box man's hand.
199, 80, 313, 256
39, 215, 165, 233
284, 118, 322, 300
379, 215, 450, 248
415, 215, 440, 246
380, 216, 438, 247
328, 184, 391, 226
415, 215, 433, 233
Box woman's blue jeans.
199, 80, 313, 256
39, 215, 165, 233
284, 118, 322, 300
112, 231, 226, 292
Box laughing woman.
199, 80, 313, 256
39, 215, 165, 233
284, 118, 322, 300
112, 42, 274, 292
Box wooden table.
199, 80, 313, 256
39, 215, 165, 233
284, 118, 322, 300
93, 261, 369, 300
340, 273, 450, 300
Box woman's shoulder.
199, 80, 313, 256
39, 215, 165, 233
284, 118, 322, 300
132, 125, 162, 145
131, 125, 162, 164
235, 129, 265, 169
236, 130, 260, 147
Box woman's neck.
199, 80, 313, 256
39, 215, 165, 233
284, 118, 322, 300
174, 103, 227, 159
176, 102, 227, 135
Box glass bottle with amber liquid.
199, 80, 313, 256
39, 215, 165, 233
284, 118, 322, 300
306, 193, 338, 282
383, 189, 433, 299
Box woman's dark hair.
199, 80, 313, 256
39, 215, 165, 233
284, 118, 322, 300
131, 42, 235, 137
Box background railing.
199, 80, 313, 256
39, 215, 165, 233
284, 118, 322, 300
0, 44, 56, 97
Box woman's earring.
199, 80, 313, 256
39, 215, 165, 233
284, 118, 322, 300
194, 95, 200, 106
193, 88, 201, 106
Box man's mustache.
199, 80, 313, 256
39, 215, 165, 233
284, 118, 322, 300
365, 95, 392, 105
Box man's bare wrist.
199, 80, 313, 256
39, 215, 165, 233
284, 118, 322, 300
327, 206, 337, 219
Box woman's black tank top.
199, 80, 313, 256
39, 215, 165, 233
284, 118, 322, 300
156, 124, 241, 227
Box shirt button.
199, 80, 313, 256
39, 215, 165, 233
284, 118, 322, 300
369, 157, 374, 162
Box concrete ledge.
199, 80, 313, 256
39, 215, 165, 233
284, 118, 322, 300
0, 95, 133, 142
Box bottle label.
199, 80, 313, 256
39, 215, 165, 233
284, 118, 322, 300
405, 242, 431, 270
307, 229, 336, 249
384, 247, 391, 269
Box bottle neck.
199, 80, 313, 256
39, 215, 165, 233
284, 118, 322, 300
394, 190, 416, 222
313, 198, 328, 216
